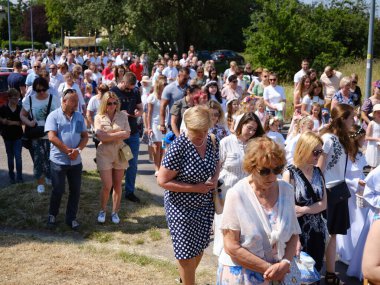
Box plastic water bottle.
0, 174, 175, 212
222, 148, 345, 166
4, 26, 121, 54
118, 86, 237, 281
161, 138, 166, 149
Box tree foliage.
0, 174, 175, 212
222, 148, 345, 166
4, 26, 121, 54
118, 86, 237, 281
22, 5, 50, 43
244, 0, 379, 79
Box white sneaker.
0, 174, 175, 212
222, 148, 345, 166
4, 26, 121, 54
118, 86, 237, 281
97, 211, 106, 223
37, 185, 45, 193
111, 212, 120, 224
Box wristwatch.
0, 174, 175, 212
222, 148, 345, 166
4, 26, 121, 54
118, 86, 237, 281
76, 148, 82, 154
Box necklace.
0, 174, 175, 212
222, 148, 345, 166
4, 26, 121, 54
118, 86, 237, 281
190, 136, 206, 148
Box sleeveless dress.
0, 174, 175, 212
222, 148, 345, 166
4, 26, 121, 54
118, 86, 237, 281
365, 121, 380, 167
287, 165, 327, 271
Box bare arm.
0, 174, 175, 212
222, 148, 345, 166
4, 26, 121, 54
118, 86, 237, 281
300, 102, 310, 116
86, 110, 95, 128
157, 167, 213, 194
20, 107, 36, 127
362, 220, 380, 284
146, 102, 153, 133
159, 98, 169, 128
170, 114, 180, 137
361, 110, 371, 125
264, 99, 276, 110
330, 98, 338, 111
223, 229, 271, 274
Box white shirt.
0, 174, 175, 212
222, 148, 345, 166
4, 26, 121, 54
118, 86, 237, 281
321, 133, 347, 188
50, 73, 65, 91
263, 85, 286, 111
302, 95, 324, 113
293, 69, 306, 84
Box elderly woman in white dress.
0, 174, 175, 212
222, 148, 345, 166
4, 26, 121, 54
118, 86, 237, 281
217, 136, 301, 285
213, 112, 265, 256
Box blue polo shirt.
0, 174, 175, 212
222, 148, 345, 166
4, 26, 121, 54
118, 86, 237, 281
45, 108, 86, 166
162, 81, 188, 124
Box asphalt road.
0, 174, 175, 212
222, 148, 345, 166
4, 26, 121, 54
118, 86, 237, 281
0, 135, 362, 285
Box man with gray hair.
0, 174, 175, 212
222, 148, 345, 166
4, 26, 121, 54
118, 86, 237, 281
45, 89, 88, 230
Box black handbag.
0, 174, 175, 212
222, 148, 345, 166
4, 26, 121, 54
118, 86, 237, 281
24, 95, 52, 139
327, 154, 351, 205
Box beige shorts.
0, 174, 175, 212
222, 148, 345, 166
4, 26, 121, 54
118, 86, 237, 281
96, 144, 129, 171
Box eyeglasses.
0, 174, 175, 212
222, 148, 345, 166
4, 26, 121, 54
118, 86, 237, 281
312, 149, 323, 157
269, 78, 277, 82
257, 165, 284, 176
50, 67, 56, 70
197, 71, 204, 74
107, 101, 118, 106
231, 80, 238, 83
35, 88, 47, 93
351, 81, 357, 84
33, 66, 40, 69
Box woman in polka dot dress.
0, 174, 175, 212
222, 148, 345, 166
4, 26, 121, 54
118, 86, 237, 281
158, 105, 220, 285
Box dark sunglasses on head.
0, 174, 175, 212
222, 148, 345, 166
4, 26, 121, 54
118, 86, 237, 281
107, 101, 118, 106
257, 165, 284, 176
63, 88, 76, 96
312, 149, 323, 157
36, 88, 48, 93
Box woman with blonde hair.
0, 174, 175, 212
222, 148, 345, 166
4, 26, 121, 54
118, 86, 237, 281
158, 105, 220, 285
94, 91, 131, 224
147, 77, 166, 176
283, 132, 327, 273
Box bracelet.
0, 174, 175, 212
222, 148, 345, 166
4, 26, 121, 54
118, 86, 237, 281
280, 258, 291, 265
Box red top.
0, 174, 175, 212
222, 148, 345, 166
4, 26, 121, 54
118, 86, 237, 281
129, 63, 143, 81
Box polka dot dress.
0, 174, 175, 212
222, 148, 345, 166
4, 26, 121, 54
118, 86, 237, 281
162, 133, 219, 260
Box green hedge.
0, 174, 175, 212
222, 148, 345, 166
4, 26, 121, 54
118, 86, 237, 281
1, 41, 44, 50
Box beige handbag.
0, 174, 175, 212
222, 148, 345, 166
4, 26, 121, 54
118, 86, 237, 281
119, 143, 133, 162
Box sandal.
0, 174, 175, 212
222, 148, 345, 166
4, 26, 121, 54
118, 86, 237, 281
325, 272, 342, 285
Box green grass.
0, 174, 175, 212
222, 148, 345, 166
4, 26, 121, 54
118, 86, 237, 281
89, 232, 114, 243
118, 251, 178, 276
148, 227, 162, 241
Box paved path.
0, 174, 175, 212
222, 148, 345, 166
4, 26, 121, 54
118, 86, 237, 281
0, 136, 361, 285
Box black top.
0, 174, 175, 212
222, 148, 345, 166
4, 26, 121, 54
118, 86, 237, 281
110, 86, 142, 135
0, 104, 23, 140
7, 72, 26, 93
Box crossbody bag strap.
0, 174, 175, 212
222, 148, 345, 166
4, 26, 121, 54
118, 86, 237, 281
45, 94, 53, 119
344, 152, 348, 177
28, 95, 34, 120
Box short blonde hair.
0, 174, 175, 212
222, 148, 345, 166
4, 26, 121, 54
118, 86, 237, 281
293, 132, 323, 167
184, 105, 212, 134
340, 76, 351, 88
98, 91, 120, 115
243, 137, 286, 173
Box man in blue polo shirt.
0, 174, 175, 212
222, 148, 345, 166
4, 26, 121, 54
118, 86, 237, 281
159, 67, 189, 134
45, 89, 88, 230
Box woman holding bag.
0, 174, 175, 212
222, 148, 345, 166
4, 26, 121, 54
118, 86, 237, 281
20, 77, 60, 193
94, 91, 130, 224
317, 103, 355, 285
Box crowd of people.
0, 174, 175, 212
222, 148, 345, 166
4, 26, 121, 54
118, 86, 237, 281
1, 47, 380, 285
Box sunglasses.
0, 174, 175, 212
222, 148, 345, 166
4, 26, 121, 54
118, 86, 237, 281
257, 165, 284, 176
63, 89, 76, 96
107, 101, 118, 106
36, 88, 48, 93
312, 149, 323, 157
33, 66, 41, 69
231, 80, 238, 83
351, 81, 357, 84
269, 78, 277, 82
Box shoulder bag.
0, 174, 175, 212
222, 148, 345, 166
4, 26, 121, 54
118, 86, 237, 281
24, 95, 53, 139
327, 154, 351, 205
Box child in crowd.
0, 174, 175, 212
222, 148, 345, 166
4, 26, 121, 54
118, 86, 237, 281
84, 84, 93, 105
309, 102, 324, 133
365, 104, 380, 170
254, 98, 268, 128
225, 99, 239, 133
265, 116, 285, 148
0, 88, 24, 183
240, 95, 256, 113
